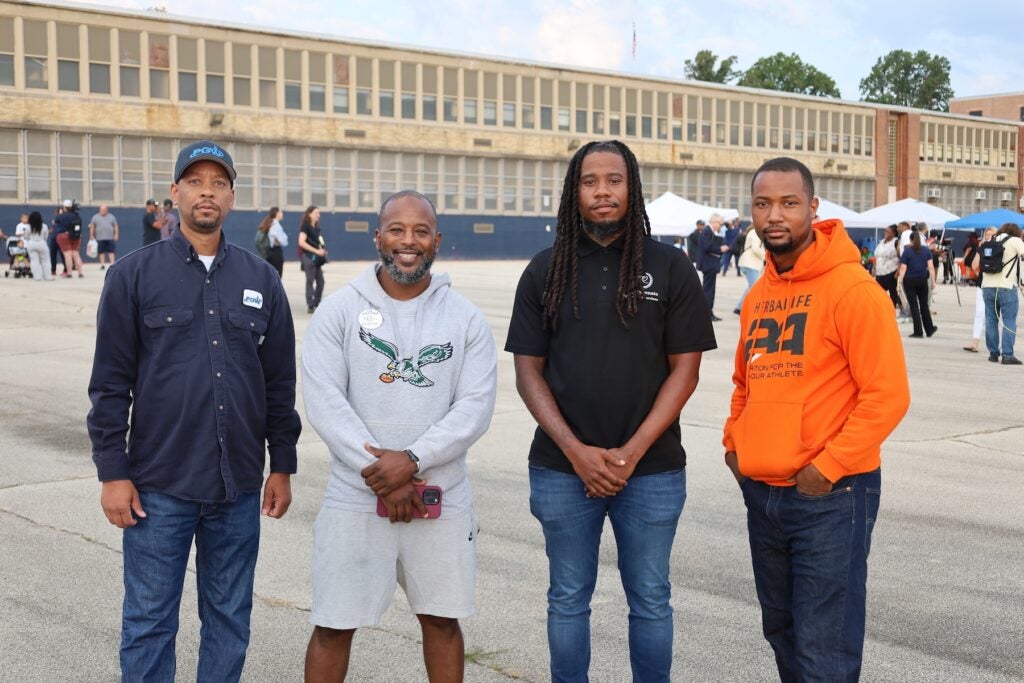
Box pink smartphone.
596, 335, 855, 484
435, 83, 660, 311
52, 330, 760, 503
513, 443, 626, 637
376, 484, 443, 519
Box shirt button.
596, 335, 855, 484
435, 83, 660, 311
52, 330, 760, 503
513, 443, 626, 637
186, 257, 191, 263
602, 266, 608, 272
165, 316, 172, 322
601, 285, 607, 290
249, 321, 255, 327
218, 405, 224, 410
209, 309, 215, 315
216, 371, 222, 378
212, 340, 219, 346
206, 279, 211, 284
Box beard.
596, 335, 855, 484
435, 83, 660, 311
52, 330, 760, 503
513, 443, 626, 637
379, 248, 435, 285
582, 216, 627, 241
188, 207, 222, 233
763, 236, 797, 255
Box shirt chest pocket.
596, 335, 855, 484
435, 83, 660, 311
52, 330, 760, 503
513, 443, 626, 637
142, 307, 195, 365
227, 309, 269, 367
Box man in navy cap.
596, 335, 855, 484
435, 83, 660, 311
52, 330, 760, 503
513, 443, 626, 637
88, 140, 301, 681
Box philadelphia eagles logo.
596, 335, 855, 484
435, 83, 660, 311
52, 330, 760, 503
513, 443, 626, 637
359, 328, 453, 387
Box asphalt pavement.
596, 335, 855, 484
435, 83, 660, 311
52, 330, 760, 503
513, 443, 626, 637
1, 257, 1022, 682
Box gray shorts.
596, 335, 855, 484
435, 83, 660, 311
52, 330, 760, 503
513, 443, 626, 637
310, 506, 478, 630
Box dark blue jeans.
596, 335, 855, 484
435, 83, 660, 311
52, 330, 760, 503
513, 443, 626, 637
741, 469, 881, 683
529, 466, 686, 683
120, 491, 260, 682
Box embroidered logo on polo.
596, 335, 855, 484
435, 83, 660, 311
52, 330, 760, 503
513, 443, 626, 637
640, 272, 660, 301
359, 328, 453, 388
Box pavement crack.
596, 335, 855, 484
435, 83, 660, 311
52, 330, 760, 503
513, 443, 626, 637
0, 474, 95, 491
892, 424, 1023, 442
0, 507, 120, 554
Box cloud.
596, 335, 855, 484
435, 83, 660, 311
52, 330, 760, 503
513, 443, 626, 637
531, 1, 627, 70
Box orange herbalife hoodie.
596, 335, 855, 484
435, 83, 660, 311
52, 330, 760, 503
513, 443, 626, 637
722, 219, 910, 485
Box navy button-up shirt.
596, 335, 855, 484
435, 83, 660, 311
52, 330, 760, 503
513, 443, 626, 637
87, 229, 301, 503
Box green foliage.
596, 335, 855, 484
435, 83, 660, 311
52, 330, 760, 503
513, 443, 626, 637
859, 49, 954, 112
737, 52, 841, 98
684, 49, 741, 84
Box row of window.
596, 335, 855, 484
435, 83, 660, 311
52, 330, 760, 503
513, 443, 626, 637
1, 15, 879, 155
919, 121, 1016, 168
919, 184, 1018, 218
0, 129, 901, 215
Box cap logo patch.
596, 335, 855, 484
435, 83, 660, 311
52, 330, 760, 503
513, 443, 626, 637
190, 145, 226, 160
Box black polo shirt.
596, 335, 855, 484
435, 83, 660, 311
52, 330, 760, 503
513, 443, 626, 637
505, 235, 716, 475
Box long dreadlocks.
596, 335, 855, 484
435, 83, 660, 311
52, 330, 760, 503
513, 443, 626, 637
542, 140, 651, 330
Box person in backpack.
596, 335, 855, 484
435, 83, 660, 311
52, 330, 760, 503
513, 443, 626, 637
257, 206, 288, 277
53, 199, 84, 278
974, 222, 1024, 365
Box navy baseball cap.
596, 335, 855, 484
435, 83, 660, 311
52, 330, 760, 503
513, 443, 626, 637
174, 140, 236, 186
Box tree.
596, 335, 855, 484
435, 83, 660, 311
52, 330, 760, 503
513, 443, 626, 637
684, 49, 741, 84
859, 50, 954, 112
737, 52, 841, 98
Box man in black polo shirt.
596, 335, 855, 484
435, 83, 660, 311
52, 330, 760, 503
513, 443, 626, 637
506, 140, 716, 682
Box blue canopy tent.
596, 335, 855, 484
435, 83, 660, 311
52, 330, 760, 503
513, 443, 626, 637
944, 208, 1024, 229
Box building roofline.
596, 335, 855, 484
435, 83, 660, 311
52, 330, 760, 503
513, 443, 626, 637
9, 0, 1022, 128
951, 92, 1024, 102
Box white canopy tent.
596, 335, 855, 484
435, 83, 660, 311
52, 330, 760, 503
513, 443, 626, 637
856, 198, 960, 229
815, 198, 865, 225
646, 192, 739, 237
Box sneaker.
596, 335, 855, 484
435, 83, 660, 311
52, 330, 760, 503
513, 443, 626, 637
710, 314, 722, 322
733, 308, 741, 315
307, 306, 315, 314
926, 326, 938, 338
989, 353, 1000, 363
1002, 356, 1023, 365
908, 333, 923, 338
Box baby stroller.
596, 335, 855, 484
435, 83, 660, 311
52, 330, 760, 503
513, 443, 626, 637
5, 236, 31, 278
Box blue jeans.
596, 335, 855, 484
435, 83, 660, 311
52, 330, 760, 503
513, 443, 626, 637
741, 469, 881, 683
983, 287, 1019, 358
121, 491, 260, 682
736, 266, 761, 310
529, 466, 686, 683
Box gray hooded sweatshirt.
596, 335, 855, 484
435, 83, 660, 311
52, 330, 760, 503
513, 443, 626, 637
302, 264, 497, 518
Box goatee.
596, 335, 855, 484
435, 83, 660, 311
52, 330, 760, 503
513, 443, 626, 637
582, 217, 626, 241
380, 250, 434, 285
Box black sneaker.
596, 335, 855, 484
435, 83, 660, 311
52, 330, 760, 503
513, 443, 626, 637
710, 314, 722, 322
926, 326, 938, 338
733, 308, 741, 315
1002, 356, 1022, 365
989, 353, 1000, 363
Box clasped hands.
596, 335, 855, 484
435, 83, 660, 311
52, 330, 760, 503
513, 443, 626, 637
566, 443, 639, 498
360, 442, 428, 523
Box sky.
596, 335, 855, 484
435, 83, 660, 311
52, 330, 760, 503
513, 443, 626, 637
107, 0, 1022, 101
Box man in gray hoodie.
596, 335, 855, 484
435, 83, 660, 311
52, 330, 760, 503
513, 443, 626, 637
302, 190, 497, 682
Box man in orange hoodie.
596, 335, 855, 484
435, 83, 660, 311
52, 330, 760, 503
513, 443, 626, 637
723, 157, 910, 682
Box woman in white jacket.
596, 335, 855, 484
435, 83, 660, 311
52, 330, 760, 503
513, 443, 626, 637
23, 211, 52, 281
733, 224, 765, 314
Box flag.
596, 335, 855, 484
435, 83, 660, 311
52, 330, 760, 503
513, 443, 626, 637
632, 23, 637, 60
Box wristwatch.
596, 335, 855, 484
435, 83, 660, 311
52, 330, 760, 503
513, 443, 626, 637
405, 449, 421, 474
